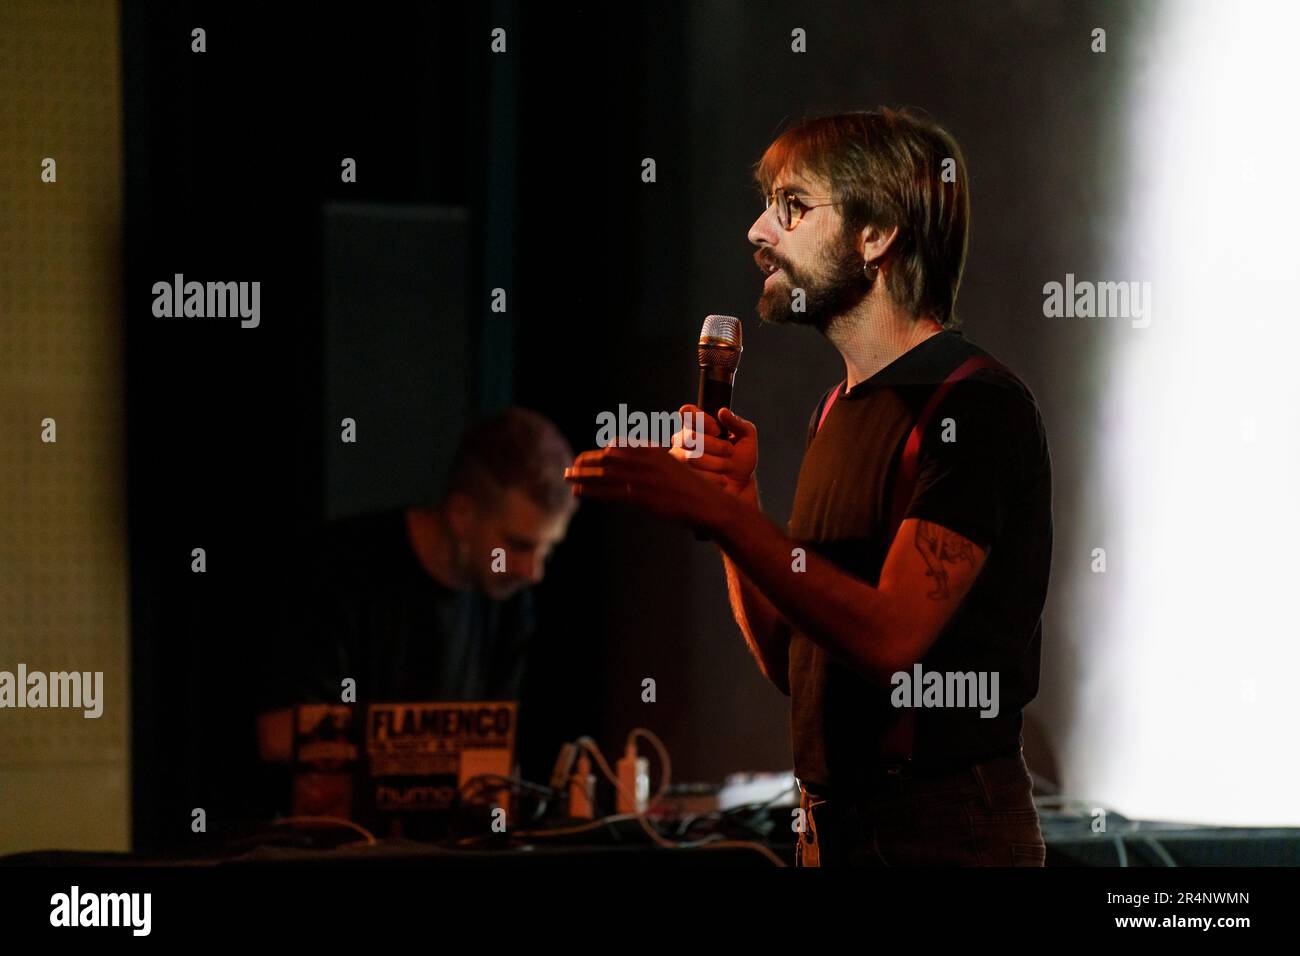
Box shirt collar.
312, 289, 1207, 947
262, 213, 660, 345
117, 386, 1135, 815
844, 329, 963, 395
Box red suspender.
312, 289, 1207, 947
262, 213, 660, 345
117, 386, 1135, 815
812, 353, 1008, 768
816, 381, 842, 434
814, 354, 1007, 534
886, 355, 1007, 542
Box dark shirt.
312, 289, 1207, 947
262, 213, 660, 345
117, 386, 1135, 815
787, 330, 1052, 791
266, 510, 535, 707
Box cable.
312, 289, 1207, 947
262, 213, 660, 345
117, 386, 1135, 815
672, 781, 801, 842
271, 815, 377, 846
573, 731, 787, 866
627, 727, 672, 804
486, 812, 788, 866
1143, 836, 1179, 867
441, 730, 787, 865
459, 772, 556, 803
505, 813, 643, 840
688, 840, 788, 866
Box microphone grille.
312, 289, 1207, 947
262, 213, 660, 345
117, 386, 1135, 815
698, 315, 743, 370
700, 314, 742, 347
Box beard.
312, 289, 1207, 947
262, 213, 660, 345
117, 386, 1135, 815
461, 543, 526, 600
483, 576, 527, 600
755, 230, 872, 335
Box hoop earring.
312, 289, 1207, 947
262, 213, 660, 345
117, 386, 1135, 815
863, 259, 880, 283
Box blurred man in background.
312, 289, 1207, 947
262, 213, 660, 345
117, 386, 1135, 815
258, 407, 576, 759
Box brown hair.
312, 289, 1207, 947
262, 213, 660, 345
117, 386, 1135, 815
754, 107, 971, 328
444, 407, 576, 516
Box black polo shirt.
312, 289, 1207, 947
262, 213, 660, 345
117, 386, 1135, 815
787, 330, 1052, 792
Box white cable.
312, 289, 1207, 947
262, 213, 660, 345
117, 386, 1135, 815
573, 731, 787, 867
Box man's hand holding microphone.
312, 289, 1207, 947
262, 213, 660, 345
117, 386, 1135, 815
564, 313, 763, 534
670, 405, 760, 508
563, 405, 761, 533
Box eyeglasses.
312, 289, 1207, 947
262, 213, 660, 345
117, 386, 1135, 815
764, 187, 839, 230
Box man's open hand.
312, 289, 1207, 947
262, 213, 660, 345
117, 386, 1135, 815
564, 444, 734, 530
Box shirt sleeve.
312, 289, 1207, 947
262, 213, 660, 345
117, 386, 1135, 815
901, 373, 1036, 554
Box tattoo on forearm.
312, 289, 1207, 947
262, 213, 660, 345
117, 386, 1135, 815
913, 520, 978, 600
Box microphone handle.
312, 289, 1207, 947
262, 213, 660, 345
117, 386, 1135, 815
694, 368, 736, 541
697, 373, 735, 441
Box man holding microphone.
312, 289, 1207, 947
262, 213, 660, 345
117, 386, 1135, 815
566, 108, 1052, 866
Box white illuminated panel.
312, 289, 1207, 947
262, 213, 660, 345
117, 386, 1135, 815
1076, 0, 1300, 825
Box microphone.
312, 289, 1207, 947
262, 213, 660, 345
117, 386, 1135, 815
694, 315, 742, 541
697, 315, 743, 439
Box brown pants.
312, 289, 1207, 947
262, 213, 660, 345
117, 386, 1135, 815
796, 753, 1046, 867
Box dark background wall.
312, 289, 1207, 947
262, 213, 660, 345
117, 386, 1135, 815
121, 0, 487, 849
120, 0, 1140, 850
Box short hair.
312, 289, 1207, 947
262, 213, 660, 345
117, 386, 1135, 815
754, 107, 971, 328
443, 407, 576, 516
